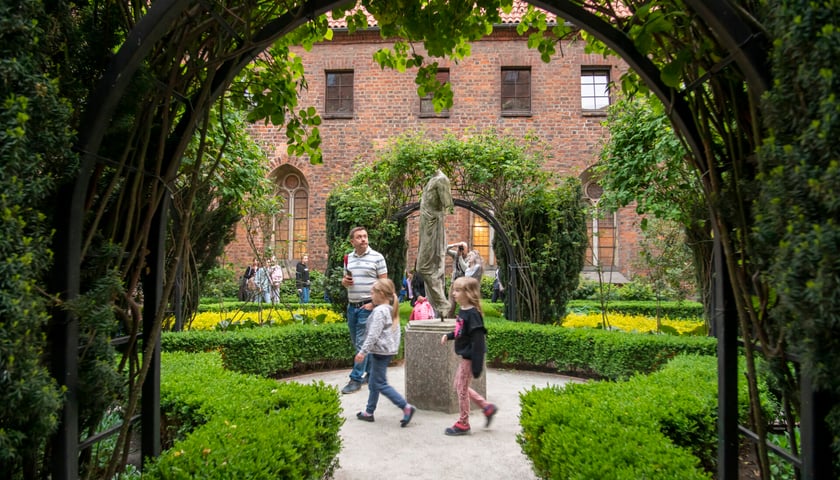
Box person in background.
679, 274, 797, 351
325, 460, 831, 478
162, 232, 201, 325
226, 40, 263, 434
269, 257, 284, 304
353, 278, 416, 427
439, 276, 497, 436
465, 250, 484, 280
295, 254, 311, 303
404, 270, 416, 305
254, 259, 272, 304
239, 258, 258, 301
410, 269, 426, 307
446, 241, 469, 283
399, 271, 409, 303
341, 226, 388, 394
491, 268, 505, 303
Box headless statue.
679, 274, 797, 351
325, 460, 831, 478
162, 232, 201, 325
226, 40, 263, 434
416, 170, 453, 319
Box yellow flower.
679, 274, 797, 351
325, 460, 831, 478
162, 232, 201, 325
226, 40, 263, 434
561, 312, 704, 335
184, 307, 343, 331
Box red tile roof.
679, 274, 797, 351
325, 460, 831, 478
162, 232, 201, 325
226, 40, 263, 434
326, 0, 558, 29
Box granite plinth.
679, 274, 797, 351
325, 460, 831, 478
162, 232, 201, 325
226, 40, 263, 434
404, 319, 486, 414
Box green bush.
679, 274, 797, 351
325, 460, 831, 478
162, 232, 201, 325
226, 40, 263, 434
0, 0, 70, 475
200, 264, 240, 298
567, 299, 704, 319
144, 352, 342, 479
616, 281, 657, 301
487, 322, 716, 380
518, 355, 730, 479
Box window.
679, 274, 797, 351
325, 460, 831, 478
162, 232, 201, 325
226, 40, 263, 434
582, 178, 616, 268
501, 67, 531, 115
420, 69, 450, 117
471, 215, 492, 266
325, 70, 353, 117
274, 172, 308, 260
581, 69, 610, 111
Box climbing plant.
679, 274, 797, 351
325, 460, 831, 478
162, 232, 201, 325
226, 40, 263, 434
325, 130, 587, 323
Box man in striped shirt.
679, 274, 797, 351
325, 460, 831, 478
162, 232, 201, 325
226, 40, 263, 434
341, 226, 388, 394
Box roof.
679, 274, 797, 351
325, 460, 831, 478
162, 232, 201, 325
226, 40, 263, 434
326, 0, 558, 29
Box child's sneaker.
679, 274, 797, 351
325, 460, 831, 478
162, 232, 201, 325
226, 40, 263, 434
483, 404, 498, 427
444, 422, 470, 436
356, 411, 374, 422
400, 404, 416, 427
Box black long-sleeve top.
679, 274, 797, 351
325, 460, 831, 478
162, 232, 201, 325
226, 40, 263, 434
445, 307, 487, 378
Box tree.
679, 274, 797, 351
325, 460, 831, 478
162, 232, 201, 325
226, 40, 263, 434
595, 95, 711, 319
169, 99, 280, 327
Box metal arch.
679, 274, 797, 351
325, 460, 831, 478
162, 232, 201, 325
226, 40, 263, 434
521, 3, 769, 478
59, 1, 781, 479
392, 199, 520, 321
683, 0, 770, 100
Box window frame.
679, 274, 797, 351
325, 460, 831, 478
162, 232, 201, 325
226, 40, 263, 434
274, 172, 309, 260
419, 69, 451, 118
471, 214, 493, 267
580, 68, 611, 113
500, 67, 532, 117
324, 70, 354, 119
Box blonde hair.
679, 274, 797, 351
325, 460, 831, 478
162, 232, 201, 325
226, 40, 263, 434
372, 278, 400, 329
452, 276, 483, 316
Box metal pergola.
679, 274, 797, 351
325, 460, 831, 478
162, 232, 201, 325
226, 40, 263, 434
45, 1, 832, 479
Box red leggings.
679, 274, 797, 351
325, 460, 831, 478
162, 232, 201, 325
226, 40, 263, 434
454, 358, 489, 427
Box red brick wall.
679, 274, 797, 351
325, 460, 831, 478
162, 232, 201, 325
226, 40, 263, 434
224, 27, 643, 280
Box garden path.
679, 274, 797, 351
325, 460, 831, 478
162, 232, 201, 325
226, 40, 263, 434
284, 365, 579, 480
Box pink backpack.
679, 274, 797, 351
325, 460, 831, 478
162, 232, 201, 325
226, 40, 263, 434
410, 297, 435, 320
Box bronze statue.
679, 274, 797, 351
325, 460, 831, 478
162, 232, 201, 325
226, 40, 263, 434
416, 170, 453, 319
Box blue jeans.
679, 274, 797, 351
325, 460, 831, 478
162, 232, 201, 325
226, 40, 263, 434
365, 354, 407, 414
300, 286, 310, 303
347, 304, 371, 382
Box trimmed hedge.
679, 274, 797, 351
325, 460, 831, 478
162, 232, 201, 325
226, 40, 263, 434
487, 322, 716, 380
143, 352, 343, 479
162, 323, 356, 377
567, 300, 705, 319
163, 320, 716, 381
519, 355, 728, 479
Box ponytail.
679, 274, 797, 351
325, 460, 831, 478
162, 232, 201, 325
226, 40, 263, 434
390, 293, 400, 330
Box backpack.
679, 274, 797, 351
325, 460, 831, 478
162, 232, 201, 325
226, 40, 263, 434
410, 297, 435, 320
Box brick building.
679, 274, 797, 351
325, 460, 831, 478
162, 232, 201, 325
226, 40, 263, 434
224, 5, 641, 283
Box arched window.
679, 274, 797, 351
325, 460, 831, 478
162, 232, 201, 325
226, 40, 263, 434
581, 172, 616, 269
274, 171, 308, 260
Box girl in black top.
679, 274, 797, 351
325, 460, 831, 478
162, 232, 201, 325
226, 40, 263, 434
440, 276, 498, 435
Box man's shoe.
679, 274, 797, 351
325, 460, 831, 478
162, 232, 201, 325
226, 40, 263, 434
356, 411, 374, 422
444, 423, 470, 436
362, 374, 369, 385
341, 380, 362, 394
400, 404, 416, 427
483, 404, 498, 427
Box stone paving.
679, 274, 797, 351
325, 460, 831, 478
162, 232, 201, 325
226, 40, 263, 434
284, 365, 580, 480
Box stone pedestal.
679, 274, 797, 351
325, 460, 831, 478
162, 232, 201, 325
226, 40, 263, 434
404, 319, 486, 414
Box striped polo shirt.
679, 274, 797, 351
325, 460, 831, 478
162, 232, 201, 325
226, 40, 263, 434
346, 247, 388, 303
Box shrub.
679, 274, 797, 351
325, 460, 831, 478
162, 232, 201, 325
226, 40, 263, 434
144, 352, 342, 479
200, 264, 240, 298
519, 355, 727, 479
